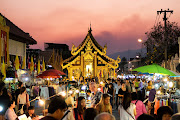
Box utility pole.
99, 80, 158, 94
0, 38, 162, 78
157, 9, 173, 68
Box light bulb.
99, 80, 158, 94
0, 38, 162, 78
0, 106, 3, 112
76, 90, 79, 93
39, 99, 44, 105
169, 82, 173, 88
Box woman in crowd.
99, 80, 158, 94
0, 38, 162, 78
5, 100, 17, 120
73, 97, 86, 120
83, 108, 98, 120
118, 93, 136, 120
96, 93, 112, 114
118, 82, 127, 104
107, 83, 114, 108
17, 87, 30, 114
156, 106, 173, 120
131, 93, 147, 119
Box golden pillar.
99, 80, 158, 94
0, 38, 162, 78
94, 52, 97, 77
81, 51, 84, 77
114, 68, 116, 78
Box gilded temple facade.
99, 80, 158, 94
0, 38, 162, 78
62, 27, 121, 80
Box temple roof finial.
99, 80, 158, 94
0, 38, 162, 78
88, 22, 92, 33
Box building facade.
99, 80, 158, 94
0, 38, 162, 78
0, 13, 36, 68
63, 28, 121, 80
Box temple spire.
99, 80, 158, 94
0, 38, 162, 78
88, 22, 92, 33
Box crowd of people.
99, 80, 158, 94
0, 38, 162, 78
0, 77, 180, 120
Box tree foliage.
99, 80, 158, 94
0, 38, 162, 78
144, 21, 180, 64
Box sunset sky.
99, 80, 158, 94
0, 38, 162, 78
1, 0, 180, 54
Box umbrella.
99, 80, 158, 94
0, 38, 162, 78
36, 69, 66, 78
132, 64, 176, 76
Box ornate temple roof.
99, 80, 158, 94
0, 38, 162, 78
63, 27, 120, 69
75, 27, 104, 52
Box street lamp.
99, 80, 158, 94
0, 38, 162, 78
138, 39, 142, 43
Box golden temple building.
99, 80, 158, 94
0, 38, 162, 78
62, 27, 121, 81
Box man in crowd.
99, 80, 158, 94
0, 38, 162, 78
94, 112, 116, 120
40, 96, 67, 120
89, 82, 102, 107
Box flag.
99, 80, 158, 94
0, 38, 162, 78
37, 59, 41, 74
30, 56, 34, 72
22, 56, 26, 69
15, 55, 19, 70
42, 58, 45, 72
1, 60, 6, 80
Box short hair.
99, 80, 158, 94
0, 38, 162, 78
28, 106, 35, 110
157, 106, 173, 120
8, 100, 15, 107
20, 87, 26, 94
171, 113, 180, 120
94, 112, 115, 120
83, 108, 98, 120
18, 81, 23, 87
48, 96, 67, 114
137, 114, 155, 120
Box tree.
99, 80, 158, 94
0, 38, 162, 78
144, 21, 180, 64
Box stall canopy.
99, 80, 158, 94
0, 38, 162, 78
36, 69, 66, 78
132, 64, 176, 76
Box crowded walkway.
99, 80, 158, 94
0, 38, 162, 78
0, 77, 180, 120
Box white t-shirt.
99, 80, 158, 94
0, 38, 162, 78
119, 103, 136, 120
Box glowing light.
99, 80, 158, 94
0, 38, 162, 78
39, 99, 44, 105
76, 90, 79, 93
88, 97, 91, 100
47, 78, 49, 80
169, 82, 173, 88
155, 84, 159, 88
59, 91, 66, 97
138, 39, 142, 43
157, 91, 161, 94
81, 85, 86, 90
50, 78, 53, 80
100, 81, 103, 85
0, 106, 3, 112
69, 90, 73, 94
164, 78, 168, 82
25, 77, 28, 81
98, 88, 101, 91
